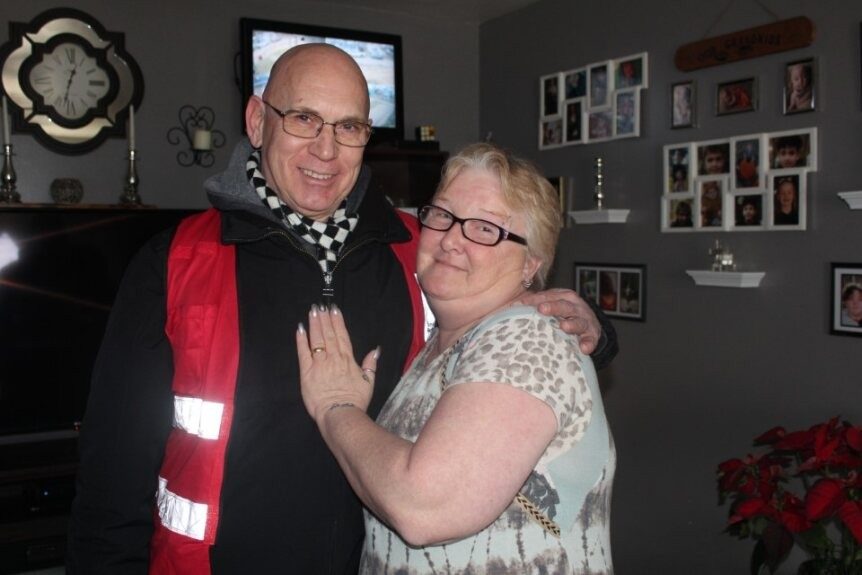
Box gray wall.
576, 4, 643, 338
481, 0, 862, 572
3, 0, 480, 207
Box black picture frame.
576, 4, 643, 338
782, 58, 816, 115
830, 263, 862, 336
716, 77, 757, 115
574, 262, 646, 322
671, 80, 696, 129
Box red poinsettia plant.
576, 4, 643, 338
718, 416, 862, 575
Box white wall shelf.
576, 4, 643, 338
686, 270, 765, 288
569, 209, 630, 225
838, 191, 862, 210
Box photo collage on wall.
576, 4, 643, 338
539, 53, 648, 150
660, 127, 817, 232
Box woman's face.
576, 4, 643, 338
777, 182, 796, 211
417, 167, 538, 314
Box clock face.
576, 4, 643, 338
28, 42, 112, 124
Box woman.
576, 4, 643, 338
296, 143, 615, 574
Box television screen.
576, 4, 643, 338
240, 18, 404, 143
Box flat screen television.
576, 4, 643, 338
239, 18, 404, 145
0, 208, 197, 446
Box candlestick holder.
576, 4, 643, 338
1, 144, 21, 203
593, 157, 604, 209
119, 148, 141, 205
166, 105, 225, 168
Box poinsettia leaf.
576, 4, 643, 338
775, 430, 813, 450
754, 427, 786, 445
736, 498, 768, 519
805, 478, 845, 520
761, 521, 793, 572
778, 509, 811, 533
845, 426, 862, 452
838, 500, 862, 544
750, 538, 768, 575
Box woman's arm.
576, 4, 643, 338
297, 306, 558, 546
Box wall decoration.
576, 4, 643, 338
539, 52, 647, 150
614, 89, 640, 138
0, 7, 144, 154
731, 135, 763, 189
768, 170, 806, 230
831, 263, 862, 336
674, 16, 815, 71
614, 53, 648, 89
767, 128, 817, 170
716, 78, 757, 115
564, 100, 584, 144
696, 139, 731, 176
588, 62, 611, 108
574, 263, 646, 321
671, 80, 695, 129
661, 128, 817, 233
783, 58, 815, 114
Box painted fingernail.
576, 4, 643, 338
373, 346, 381, 360
311, 304, 318, 317
297, 322, 306, 334
330, 303, 340, 315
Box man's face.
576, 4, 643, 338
704, 151, 725, 174
247, 47, 369, 221
778, 147, 801, 168
846, 290, 862, 320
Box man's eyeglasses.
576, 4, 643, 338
418, 205, 527, 247
262, 100, 372, 148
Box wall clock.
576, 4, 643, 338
0, 8, 144, 154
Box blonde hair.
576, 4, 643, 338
434, 142, 562, 290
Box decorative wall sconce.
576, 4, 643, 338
166, 105, 225, 167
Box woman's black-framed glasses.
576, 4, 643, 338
262, 100, 372, 147
418, 205, 527, 247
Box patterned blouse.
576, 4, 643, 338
359, 306, 616, 574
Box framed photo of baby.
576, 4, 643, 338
783, 58, 815, 115
831, 263, 862, 336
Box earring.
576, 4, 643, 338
522, 278, 534, 289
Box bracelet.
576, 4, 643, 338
327, 402, 356, 412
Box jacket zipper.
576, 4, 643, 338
231, 229, 378, 300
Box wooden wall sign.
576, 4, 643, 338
675, 16, 815, 71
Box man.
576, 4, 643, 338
67, 44, 617, 574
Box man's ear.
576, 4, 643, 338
245, 96, 265, 148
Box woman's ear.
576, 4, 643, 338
522, 255, 542, 287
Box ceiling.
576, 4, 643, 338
318, 0, 544, 24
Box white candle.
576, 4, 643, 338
192, 128, 212, 151
128, 105, 135, 150
2, 96, 10, 146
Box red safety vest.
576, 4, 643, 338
149, 208, 424, 574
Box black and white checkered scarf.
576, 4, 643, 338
246, 150, 358, 277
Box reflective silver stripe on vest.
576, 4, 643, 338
173, 395, 224, 440
156, 476, 208, 540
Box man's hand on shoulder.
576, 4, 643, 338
518, 288, 601, 355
